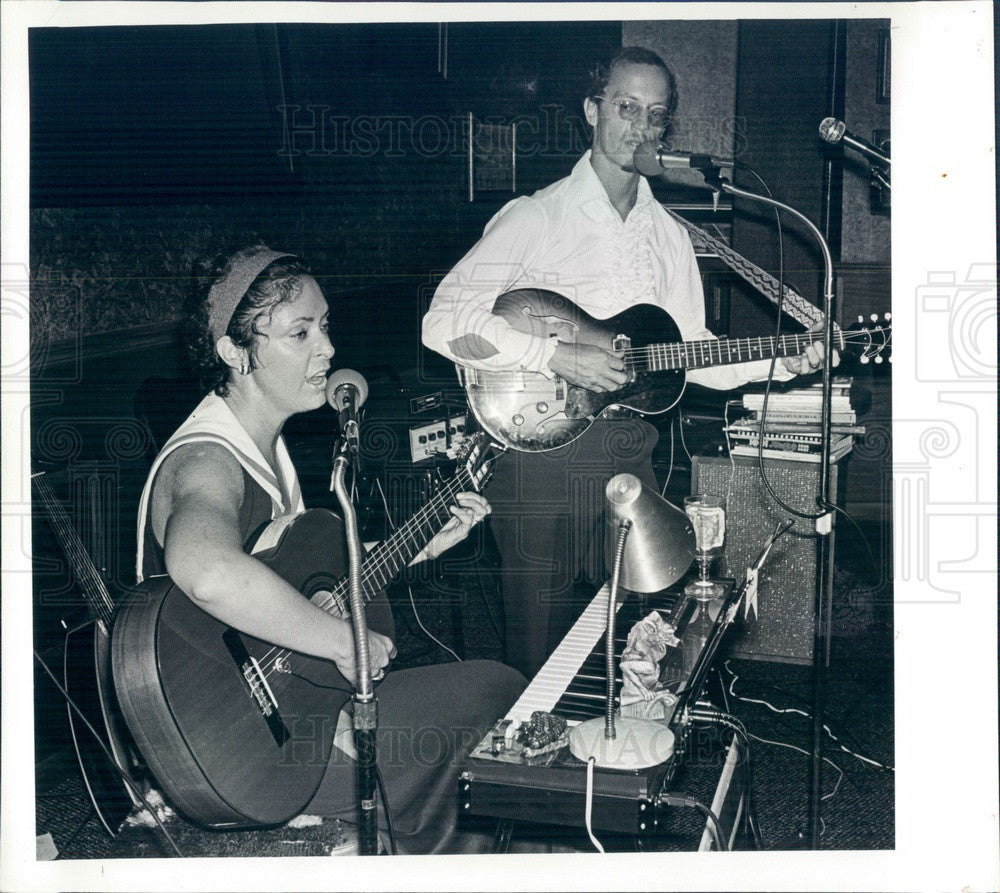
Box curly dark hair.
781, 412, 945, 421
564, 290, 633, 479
186, 246, 312, 397
587, 45, 678, 120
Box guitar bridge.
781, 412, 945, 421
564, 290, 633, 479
612, 334, 631, 351
222, 628, 291, 746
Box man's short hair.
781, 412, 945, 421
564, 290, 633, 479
587, 45, 678, 118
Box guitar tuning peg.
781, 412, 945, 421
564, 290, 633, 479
884, 311, 892, 321
860, 355, 870, 364
869, 313, 879, 322
874, 355, 883, 364
857, 315, 864, 323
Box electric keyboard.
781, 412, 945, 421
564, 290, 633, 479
499, 581, 698, 730
502, 581, 623, 726
459, 577, 734, 839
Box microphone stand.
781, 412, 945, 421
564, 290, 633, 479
697, 163, 837, 849
331, 439, 380, 856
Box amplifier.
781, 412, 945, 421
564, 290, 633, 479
407, 414, 468, 464
691, 454, 841, 664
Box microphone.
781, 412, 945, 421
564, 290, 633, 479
633, 140, 733, 177
818, 117, 890, 165
326, 368, 368, 453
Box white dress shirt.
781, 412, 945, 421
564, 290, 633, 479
423, 151, 790, 391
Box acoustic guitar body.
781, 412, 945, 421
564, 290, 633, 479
112, 509, 394, 828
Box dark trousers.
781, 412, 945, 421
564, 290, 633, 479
486, 418, 659, 678
305, 659, 525, 854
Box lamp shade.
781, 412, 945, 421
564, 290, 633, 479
605, 474, 695, 593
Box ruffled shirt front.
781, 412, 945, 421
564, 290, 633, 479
422, 151, 786, 390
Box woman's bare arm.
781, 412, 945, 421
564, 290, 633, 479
155, 443, 393, 683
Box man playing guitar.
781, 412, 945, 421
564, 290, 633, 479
422, 46, 835, 678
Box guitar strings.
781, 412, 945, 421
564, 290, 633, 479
33, 473, 117, 624
465, 329, 878, 390
255, 471, 467, 677
254, 463, 482, 683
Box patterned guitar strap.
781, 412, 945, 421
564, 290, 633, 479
664, 206, 826, 329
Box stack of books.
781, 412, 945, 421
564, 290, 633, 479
726, 377, 863, 463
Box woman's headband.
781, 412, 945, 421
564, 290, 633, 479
207, 247, 297, 342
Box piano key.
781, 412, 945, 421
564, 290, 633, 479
504, 584, 686, 725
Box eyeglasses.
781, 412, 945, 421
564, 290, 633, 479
595, 96, 671, 130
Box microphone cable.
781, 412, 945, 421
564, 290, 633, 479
33, 647, 186, 858
734, 164, 831, 524
373, 764, 397, 855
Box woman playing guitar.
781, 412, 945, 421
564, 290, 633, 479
122, 245, 524, 853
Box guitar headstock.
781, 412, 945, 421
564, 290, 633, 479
457, 431, 503, 492
840, 313, 892, 365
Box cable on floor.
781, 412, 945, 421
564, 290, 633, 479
584, 757, 605, 853
723, 661, 894, 772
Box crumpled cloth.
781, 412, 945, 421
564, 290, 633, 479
619, 611, 681, 721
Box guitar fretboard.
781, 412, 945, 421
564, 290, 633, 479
32, 471, 116, 630
634, 331, 822, 373
324, 460, 484, 616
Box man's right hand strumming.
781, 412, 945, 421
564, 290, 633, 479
547, 341, 630, 392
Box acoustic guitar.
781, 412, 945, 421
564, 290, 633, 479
458, 288, 891, 452
110, 434, 497, 828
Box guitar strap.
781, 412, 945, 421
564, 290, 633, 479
663, 206, 826, 329
135, 393, 305, 583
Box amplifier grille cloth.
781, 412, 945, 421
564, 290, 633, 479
692, 455, 839, 664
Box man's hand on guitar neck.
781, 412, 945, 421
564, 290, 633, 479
547, 341, 630, 392
778, 323, 841, 377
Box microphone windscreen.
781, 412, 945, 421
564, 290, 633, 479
818, 117, 845, 144
632, 140, 666, 177
326, 368, 369, 410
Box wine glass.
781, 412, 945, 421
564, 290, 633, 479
683, 494, 727, 602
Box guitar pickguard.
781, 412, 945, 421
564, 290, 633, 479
463, 290, 687, 452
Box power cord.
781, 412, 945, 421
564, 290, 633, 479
583, 757, 605, 852
373, 476, 462, 662
658, 792, 728, 851
818, 501, 885, 581
689, 705, 765, 849
659, 415, 677, 497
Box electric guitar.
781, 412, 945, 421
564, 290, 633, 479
110, 434, 497, 828
458, 288, 891, 452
